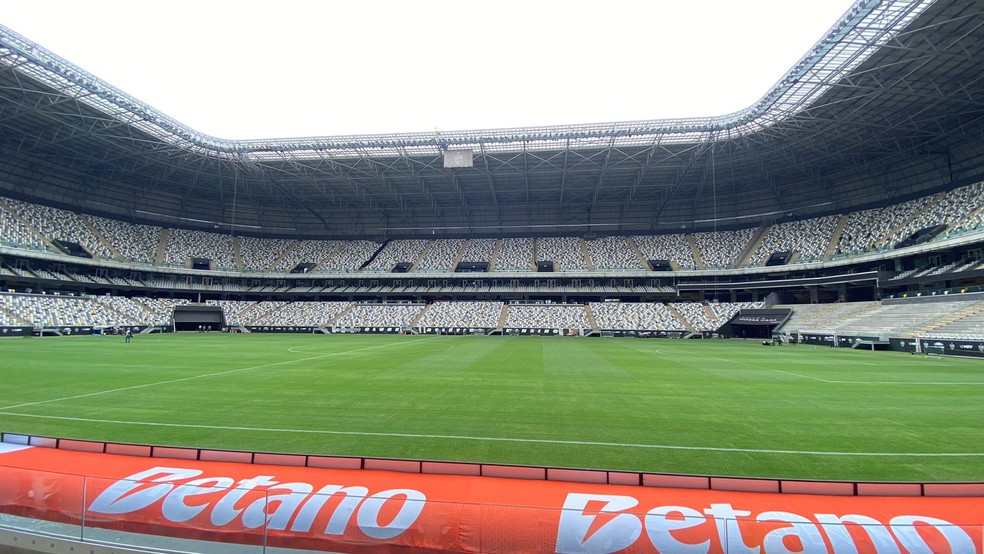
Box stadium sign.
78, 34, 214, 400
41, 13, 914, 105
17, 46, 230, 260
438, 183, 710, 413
890, 338, 984, 358
247, 326, 315, 333
0, 445, 981, 553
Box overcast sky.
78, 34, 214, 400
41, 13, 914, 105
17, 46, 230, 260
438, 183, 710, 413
2, 0, 857, 140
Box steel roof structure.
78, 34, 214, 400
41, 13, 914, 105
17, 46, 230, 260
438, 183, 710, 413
0, 0, 983, 239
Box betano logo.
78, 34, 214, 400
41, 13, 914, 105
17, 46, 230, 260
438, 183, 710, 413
88, 467, 426, 540
556, 493, 975, 553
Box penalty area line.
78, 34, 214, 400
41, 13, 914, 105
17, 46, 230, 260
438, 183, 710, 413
0, 412, 981, 458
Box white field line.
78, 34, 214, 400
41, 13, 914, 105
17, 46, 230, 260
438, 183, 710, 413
0, 338, 434, 411
0, 412, 981, 458
669, 346, 984, 385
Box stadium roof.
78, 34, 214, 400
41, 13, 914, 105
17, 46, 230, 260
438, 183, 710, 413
1, 0, 983, 238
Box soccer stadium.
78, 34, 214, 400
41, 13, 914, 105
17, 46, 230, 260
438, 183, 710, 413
1, 1, 984, 552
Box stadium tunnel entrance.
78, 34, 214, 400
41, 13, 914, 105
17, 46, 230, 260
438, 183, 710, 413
719, 308, 792, 339
172, 305, 225, 332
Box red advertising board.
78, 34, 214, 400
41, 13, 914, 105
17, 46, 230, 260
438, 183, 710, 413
0, 443, 981, 553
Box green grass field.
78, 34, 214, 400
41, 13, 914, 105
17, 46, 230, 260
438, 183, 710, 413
1, 333, 982, 482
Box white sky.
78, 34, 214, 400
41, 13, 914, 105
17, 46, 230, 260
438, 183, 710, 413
2, 0, 857, 140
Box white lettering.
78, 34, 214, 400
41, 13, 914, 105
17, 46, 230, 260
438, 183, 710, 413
645, 505, 709, 553
816, 514, 900, 554
87, 467, 425, 543
89, 467, 202, 515
356, 489, 427, 540
890, 515, 974, 554
758, 511, 826, 554
704, 503, 758, 554
324, 486, 369, 535
258, 482, 314, 531
210, 475, 278, 526
555, 493, 642, 554
161, 477, 233, 523
289, 484, 344, 533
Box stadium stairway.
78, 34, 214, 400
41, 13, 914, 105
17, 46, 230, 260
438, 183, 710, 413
684, 234, 705, 269
0, 304, 29, 326
823, 214, 850, 261
93, 299, 139, 327
584, 304, 599, 332
79, 214, 124, 261
627, 238, 651, 270
0, 197, 55, 252
579, 239, 595, 271
876, 208, 933, 251
488, 239, 503, 271
737, 223, 770, 267
409, 305, 430, 327
496, 304, 509, 330
266, 242, 301, 272
128, 299, 163, 324
312, 242, 345, 272
702, 303, 718, 325
328, 303, 356, 329
408, 241, 431, 272
154, 229, 169, 266
449, 241, 468, 271
233, 237, 243, 272
665, 303, 690, 330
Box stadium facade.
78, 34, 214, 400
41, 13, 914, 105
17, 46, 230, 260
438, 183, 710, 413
0, 0, 982, 310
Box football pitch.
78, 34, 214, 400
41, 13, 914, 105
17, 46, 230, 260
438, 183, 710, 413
1, 333, 982, 482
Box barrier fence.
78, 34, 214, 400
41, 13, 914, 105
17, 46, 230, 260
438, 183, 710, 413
1, 435, 983, 553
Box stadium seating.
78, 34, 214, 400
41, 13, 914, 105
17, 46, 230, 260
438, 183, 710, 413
1, 182, 983, 276
0, 201, 54, 251
459, 238, 498, 264
415, 239, 466, 272
0, 293, 118, 327
163, 228, 236, 270
88, 215, 162, 264
416, 301, 503, 328
332, 303, 424, 328
246, 301, 353, 327
632, 234, 697, 270
3, 198, 114, 259
318, 240, 381, 272
502, 304, 591, 331
535, 237, 587, 271
496, 238, 535, 270
364, 240, 429, 272
920, 300, 984, 339
690, 229, 755, 269
585, 236, 645, 270
589, 302, 686, 330
238, 236, 297, 272
747, 215, 838, 266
